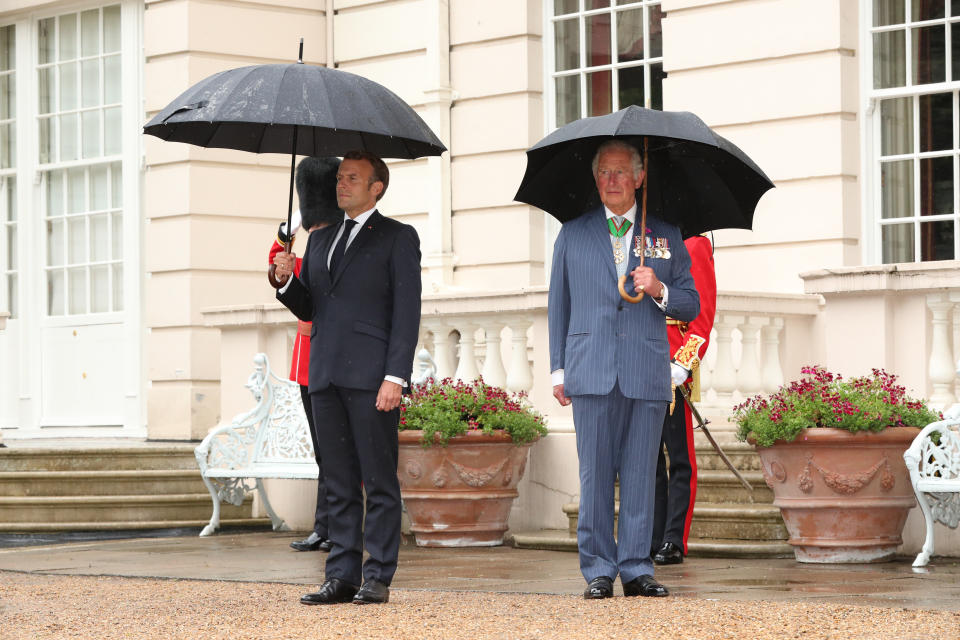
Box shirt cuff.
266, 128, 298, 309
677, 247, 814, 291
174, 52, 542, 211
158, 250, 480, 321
654, 283, 669, 311
278, 276, 293, 295
551, 369, 564, 386
384, 375, 406, 387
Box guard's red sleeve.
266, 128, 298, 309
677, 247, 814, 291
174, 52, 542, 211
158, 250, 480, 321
672, 236, 717, 368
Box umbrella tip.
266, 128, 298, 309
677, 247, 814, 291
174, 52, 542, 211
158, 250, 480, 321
298, 38, 304, 64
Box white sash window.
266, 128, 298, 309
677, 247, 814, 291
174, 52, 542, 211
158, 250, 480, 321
1, 25, 15, 319
547, 0, 663, 129
867, 0, 960, 262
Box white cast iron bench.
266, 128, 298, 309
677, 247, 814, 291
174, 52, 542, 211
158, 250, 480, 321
194, 353, 317, 536
903, 417, 960, 567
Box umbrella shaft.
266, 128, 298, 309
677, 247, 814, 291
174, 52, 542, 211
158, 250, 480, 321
285, 125, 299, 254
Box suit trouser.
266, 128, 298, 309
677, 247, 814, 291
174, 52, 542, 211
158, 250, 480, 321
652, 385, 698, 554
309, 384, 402, 586
299, 385, 329, 539
572, 383, 666, 583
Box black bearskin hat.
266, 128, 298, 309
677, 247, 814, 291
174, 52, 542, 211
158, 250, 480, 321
296, 156, 343, 230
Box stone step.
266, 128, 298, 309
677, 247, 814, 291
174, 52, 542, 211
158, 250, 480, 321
509, 530, 793, 559
0, 470, 206, 497
694, 470, 773, 504
689, 504, 787, 541
694, 439, 763, 473
0, 494, 252, 524
562, 502, 786, 541
0, 446, 199, 472
0, 517, 271, 533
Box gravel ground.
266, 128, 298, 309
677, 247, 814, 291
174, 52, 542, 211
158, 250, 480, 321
1, 571, 957, 640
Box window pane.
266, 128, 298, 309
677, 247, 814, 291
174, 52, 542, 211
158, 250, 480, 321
618, 65, 644, 109
67, 168, 84, 214
921, 220, 954, 260
881, 159, 913, 219
587, 0, 610, 8
555, 18, 580, 72
586, 13, 611, 67
954, 0, 960, 15
60, 62, 78, 110
649, 4, 663, 58
81, 10, 99, 57
650, 62, 664, 110
68, 267, 86, 314
38, 118, 54, 164
920, 156, 953, 215
586, 69, 612, 116
110, 161, 122, 207
1, 25, 16, 70
919, 92, 952, 151
104, 54, 120, 103
90, 214, 108, 261
82, 110, 100, 158
68, 217, 86, 264
555, 75, 580, 126
554, 0, 578, 15
59, 14, 77, 61
953, 23, 960, 80
47, 171, 64, 217
47, 270, 64, 315
913, 0, 945, 20
111, 211, 122, 259
6, 224, 15, 269
81, 59, 99, 108
91, 165, 108, 210
882, 223, 915, 262
874, 0, 905, 26
47, 220, 64, 266
5, 177, 14, 221
880, 97, 913, 155
60, 113, 78, 161
104, 5, 121, 53
38, 18, 54, 65
874, 30, 906, 89
7, 274, 15, 318
1, 75, 14, 119
0, 123, 12, 169
104, 106, 121, 155
38, 67, 54, 114
91, 265, 108, 312
616, 8, 644, 63
912, 25, 946, 85
111, 264, 122, 311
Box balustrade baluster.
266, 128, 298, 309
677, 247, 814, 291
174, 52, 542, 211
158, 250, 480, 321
711, 314, 738, 404
927, 294, 957, 408
480, 323, 507, 387
505, 320, 533, 393
736, 317, 763, 399
454, 323, 480, 382
428, 323, 457, 381
761, 317, 784, 394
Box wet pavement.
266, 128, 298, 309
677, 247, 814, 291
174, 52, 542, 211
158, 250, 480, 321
1, 531, 958, 611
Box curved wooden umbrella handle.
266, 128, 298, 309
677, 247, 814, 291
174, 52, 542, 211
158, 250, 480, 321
618, 274, 644, 303
267, 263, 289, 289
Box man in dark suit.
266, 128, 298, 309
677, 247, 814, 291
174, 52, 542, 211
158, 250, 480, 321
273, 150, 422, 606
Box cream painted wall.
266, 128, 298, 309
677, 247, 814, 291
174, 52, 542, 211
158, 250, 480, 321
662, 0, 861, 293
143, 0, 328, 439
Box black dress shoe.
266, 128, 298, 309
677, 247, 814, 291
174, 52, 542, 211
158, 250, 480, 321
623, 575, 669, 597
653, 541, 684, 565
290, 532, 332, 552
583, 576, 614, 600
352, 579, 389, 604
300, 578, 359, 605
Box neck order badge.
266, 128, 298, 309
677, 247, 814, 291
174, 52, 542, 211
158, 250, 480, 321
608, 216, 632, 265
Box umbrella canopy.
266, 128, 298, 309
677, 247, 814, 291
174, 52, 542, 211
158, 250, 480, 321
143, 62, 446, 159
514, 106, 773, 237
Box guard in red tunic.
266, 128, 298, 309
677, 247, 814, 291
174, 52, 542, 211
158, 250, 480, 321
268, 156, 343, 552
651, 233, 717, 564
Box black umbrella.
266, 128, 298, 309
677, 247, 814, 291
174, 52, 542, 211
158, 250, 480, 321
514, 105, 773, 238
514, 105, 773, 303
143, 41, 446, 287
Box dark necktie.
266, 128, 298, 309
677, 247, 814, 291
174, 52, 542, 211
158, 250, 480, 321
329, 218, 357, 274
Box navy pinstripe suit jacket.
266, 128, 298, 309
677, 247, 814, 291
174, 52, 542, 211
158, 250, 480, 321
548, 207, 700, 401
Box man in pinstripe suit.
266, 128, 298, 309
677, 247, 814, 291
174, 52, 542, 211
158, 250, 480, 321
548, 140, 700, 599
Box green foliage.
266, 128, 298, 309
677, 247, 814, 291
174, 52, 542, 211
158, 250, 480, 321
400, 378, 548, 447
733, 366, 941, 447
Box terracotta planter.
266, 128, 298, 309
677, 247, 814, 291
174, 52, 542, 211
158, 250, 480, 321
755, 427, 919, 563
397, 430, 535, 547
